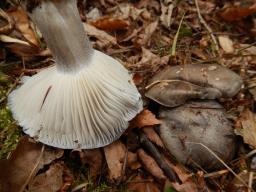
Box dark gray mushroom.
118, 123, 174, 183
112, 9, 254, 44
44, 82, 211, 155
159, 101, 237, 169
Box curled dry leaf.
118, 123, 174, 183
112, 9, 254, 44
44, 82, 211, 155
146, 80, 222, 107
83, 23, 117, 48
130, 109, 161, 128
8, 7, 39, 46
79, 149, 103, 178
142, 127, 165, 148
104, 140, 126, 181
235, 109, 256, 149
159, 101, 236, 170
28, 162, 64, 192
218, 35, 234, 54
137, 149, 166, 180
149, 64, 242, 98
90, 17, 129, 31
219, 3, 256, 22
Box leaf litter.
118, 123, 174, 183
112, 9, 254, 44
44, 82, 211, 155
1, 0, 256, 191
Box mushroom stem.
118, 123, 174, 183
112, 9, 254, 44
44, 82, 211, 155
28, 0, 93, 73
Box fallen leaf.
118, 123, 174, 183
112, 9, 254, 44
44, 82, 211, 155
83, 23, 117, 48
90, 17, 129, 31
160, 1, 175, 28
104, 140, 126, 181
142, 127, 165, 148
39, 147, 64, 170
79, 149, 103, 178
28, 162, 64, 192
0, 136, 44, 192
130, 109, 161, 128
137, 149, 166, 180
8, 7, 39, 46
218, 35, 234, 54
127, 175, 160, 192
127, 151, 141, 170
235, 109, 256, 148
219, 3, 256, 22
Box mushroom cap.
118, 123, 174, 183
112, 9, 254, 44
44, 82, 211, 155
8, 50, 143, 149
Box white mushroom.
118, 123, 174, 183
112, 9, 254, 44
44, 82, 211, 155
8, 0, 142, 149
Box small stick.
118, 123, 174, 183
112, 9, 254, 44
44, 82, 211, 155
139, 132, 182, 184
194, 0, 219, 56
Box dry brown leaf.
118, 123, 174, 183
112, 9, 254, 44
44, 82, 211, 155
235, 109, 256, 148
79, 149, 103, 178
127, 175, 161, 192
39, 147, 64, 170
219, 3, 256, 22
83, 23, 117, 48
104, 140, 126, 181
8, 7, 39, 46
134, 20, 158, 46
218, 35, 234, 54
130, 109, 161, 128
142, 127, 165, 148
90, 17, 129, 31
28, 162, 64, 192
0, 136, 44, 192
137, 149, 166, 180
127, 151, 141, 170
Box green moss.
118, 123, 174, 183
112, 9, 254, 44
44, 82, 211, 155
0, 106, 21, 159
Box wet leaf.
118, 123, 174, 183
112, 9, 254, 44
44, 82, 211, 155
146, 80, 222, 107
104, 140, 126, 181
130, 109, 161, 128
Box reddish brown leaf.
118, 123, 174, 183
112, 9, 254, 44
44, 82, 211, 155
104, 140, 126, 181
219, 3, 256, 22
127, 151, 141, 170
130, 109, 161, 128
142, 127, 165, 148
90, 17, 129, 31
128, 175, 161, 192
137, 149, 166, 180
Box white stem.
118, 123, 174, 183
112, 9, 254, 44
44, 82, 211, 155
28, 0, 93, 73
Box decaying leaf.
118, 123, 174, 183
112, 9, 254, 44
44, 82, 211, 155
137, 149, 166, 180
149, 64, 242, 98
0, 137, 44, 192
79, 149, 103, 178
28, 162, 64, 192
90, 17, 129, 31
104, 140, 126, 181
145, 79, 222, 107
130, 109, 161, 128
160, 0, 175, 28
218, 35, 234, 54
219, 3, 256, 22
142, 127, 165, 148
127, 175, 160, 192
235, 109, 256, 148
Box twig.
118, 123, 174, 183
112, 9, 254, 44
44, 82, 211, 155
194, 0, 219, 56
204, 169, 229, 178
139, 132, 182, 184
187, 142, 254, 192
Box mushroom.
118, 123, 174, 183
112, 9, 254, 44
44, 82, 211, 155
8, 0, 143, 149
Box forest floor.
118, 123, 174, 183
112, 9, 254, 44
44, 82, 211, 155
1, 0, 256, 191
